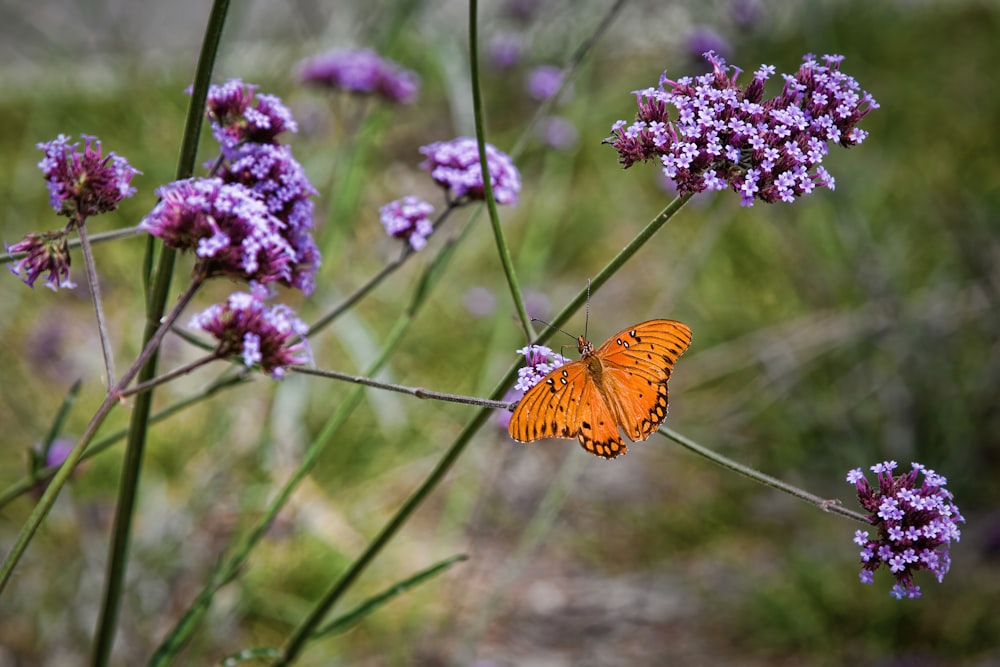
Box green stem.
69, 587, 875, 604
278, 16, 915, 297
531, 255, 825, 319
118, 354, 219, 399
468, 0, 533, 341
90, 0, 229, 662
76, 218, 117, 386
659, 426, 870, 523
291, 366, 511, 410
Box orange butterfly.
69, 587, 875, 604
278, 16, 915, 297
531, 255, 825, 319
508, 319, 692, 459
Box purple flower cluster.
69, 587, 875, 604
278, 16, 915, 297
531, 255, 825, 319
36, 134, 139, 218
189, 284, 310, 378
147, 80, 321, 293
419, 137, 521, 205
298, 48, 419, 105
6, 231, 75, 291
142, 178, 295, 286
607, 52, 878, 206
379, 196, 435, 250
847, 461, 964, 599
204, 79, 298, 151
513, 344, 571, 392
216, 142, 320, 293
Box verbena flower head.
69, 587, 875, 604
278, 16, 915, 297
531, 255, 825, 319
513, 344, 571, 392
847, 460, 965, 599
37, 134, 139, 218
379, 196, 435, 250
142, 178, 295, 286
216, 142, 320, 294
607, 52, 878, 206
419, 137, 521, 205
205, 79, 298, 150
189, 283, 310, 379
298, 48, 419, 104
6, 231, 75, 290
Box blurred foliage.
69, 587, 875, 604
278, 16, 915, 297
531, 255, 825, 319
1, 0, 998, 665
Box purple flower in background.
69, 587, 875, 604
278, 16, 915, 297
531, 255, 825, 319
536, 116, 579, 150
419, 137, 521, 205
380, 196, 435, 250
513, 344, 571, 392
142, 178, 295, 286
685, 26, 731, 60
36, 134, 139, 218
526, 65, 567, 101
607, 52, 878, 206
847, 460, 964, 599
298, 48, 419, 104
488, 33, 524, 70
205, 79, 298, 150
217, 142, 320, 294
6, 231, 75, 290
190, 284, 310, 378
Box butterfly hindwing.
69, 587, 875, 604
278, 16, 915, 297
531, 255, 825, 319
593, 320, 692, 442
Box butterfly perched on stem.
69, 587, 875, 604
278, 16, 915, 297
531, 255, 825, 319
508, 320, 692, 459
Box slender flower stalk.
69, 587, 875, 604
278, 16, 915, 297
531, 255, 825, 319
75, 220, 116, 385
292, 366, 512, 409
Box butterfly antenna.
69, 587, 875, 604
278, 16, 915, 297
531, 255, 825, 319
530, 318, 576, 341
584, 278, 591, 339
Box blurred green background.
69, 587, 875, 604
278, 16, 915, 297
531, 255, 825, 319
1, 0, 998, 665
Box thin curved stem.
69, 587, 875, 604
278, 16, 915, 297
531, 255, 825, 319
118, 354, 220, 399
659, 426, 870, 523
468, 0, 533, 342
76, 218, 116, 386
291, 366, 511, 410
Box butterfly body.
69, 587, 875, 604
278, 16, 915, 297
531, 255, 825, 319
508, 319, 692, 459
